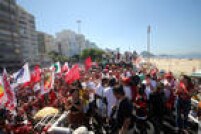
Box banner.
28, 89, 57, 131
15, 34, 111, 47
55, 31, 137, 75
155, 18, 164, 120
41, 70, 54, 94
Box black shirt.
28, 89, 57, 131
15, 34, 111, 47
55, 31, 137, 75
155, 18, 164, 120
116, 97, 133, 129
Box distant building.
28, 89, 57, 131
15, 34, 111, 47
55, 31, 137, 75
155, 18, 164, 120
56, 30, 97, 57
37, 32, 46, 55
0, 0, 22, 68
37, 31, 57, 54
56, 30, 79, 57
17, 5, 38, 65
85, 40, 97, 49
36, 31, 57, 64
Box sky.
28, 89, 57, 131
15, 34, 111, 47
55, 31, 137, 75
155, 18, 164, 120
17, 0, 201, 55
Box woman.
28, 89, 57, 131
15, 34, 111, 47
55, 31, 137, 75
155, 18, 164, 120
66, 88, 84, 128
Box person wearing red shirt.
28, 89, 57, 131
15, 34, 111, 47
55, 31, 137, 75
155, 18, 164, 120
175, 75, 194, 132
134, 84, 147, 134
49, 89, 57, 106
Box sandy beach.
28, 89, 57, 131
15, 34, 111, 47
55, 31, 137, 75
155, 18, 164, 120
149, 58, 201, 76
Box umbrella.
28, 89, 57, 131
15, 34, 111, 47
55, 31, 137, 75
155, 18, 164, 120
34, 107, 59, 119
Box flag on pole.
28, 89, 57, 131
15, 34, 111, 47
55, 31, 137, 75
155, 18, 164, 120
20, 65, 41, 89
3, 69, 16, 111
65, 64, 80, 84
50, 62, 61, 73
31, 65, 41, 83
62, 62, 69, 73
13, 63, 30, 84
85, 57, 92, 71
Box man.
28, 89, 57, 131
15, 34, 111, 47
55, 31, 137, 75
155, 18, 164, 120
129, 71, 140, 101
150, 82, 165, 133
176, 75, 194, 133
112, 85, 134, 134
95, 78, 108, 117
122, 77, 132, 100
104, 78, 117, 117
142, 74, 156, 101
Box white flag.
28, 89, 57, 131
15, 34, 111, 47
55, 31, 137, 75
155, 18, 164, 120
13, 63, 30, 84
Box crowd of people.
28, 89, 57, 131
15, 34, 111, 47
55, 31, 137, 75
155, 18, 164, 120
0, 62, 199, 134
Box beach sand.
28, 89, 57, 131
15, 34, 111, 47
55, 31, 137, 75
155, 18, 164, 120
149, 58, 201, 76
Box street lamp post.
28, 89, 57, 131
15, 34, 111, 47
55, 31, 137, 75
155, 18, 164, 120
76, 20, 81, 34
147, 25, 151, 63
76, 20, 82, 62
146, 25, 152, 71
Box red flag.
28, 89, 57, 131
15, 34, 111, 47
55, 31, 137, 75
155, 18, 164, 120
21, 65, 41, 89
3, 69, 16, 110
65, 64, 80, 84
31, 65, 41, 83
85, 57, 92, 71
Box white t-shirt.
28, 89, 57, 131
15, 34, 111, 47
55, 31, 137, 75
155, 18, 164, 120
104, 86, 117, 117
87, 81, 97, 102
96, 84, 105, 108
163, 79, 171, 100
142, 79, 156, 100
145, 86, 152, 100
123, 86, 132, 100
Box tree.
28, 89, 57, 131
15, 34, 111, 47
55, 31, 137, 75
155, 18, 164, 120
80, 48, 105, 62
48, 51, 69, 63
71, 54, 80, 62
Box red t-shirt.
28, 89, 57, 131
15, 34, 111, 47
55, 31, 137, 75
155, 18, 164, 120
49, 91, 57, 104
177, 82, 191, 100
131, 85, 137, 102
135, 94, 147, 117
